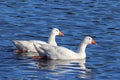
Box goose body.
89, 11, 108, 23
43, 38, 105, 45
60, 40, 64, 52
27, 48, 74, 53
13, 28, 64, 53
34, 36, 96, 60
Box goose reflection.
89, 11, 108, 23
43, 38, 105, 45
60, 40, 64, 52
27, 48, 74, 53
35, 59, 92, 79
36, 59, 86, 69
14, 52, 39, 58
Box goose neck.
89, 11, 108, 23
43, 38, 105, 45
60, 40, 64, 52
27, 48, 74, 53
48, 33, 57, 46
77, 42, 87, 58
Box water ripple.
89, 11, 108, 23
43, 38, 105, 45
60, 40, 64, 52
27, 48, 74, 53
0, 0, 120, 80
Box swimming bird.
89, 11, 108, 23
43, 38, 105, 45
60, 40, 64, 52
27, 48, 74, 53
34, 36, 96, 60
13, 28, 64, 54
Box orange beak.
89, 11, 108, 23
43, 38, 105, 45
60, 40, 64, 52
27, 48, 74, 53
59, 31, 64, 36
91, 39, 96, 44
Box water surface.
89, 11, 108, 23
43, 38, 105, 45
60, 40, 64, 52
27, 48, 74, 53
0, 0, 120, 80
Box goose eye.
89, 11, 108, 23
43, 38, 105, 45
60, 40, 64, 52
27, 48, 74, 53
56, 30, 59, 32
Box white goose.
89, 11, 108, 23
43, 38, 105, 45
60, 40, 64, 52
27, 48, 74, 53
13, 28, 64, 53
34, 36, 96, 60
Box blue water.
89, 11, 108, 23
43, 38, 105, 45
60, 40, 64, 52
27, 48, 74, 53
0, 0, 120, 80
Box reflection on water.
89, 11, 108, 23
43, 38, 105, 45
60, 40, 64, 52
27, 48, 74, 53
14, 52, 39, 57
0, 58, 92, 80
35, 59, 92, 79
37, 59, 86, 70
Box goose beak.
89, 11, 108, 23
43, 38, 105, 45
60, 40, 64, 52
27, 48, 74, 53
91, 39, 96, 44
59, 31, 64, 36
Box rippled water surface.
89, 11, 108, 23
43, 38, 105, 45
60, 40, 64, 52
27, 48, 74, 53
0, 0, 120, 80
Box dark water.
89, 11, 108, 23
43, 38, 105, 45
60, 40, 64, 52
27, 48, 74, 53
0, 0, 120, 80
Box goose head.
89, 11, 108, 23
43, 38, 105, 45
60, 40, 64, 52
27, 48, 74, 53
83, 36, 96, 45
51, 28, 64, 36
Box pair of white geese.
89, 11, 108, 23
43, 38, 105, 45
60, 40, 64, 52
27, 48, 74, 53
13, 28, 96, 60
